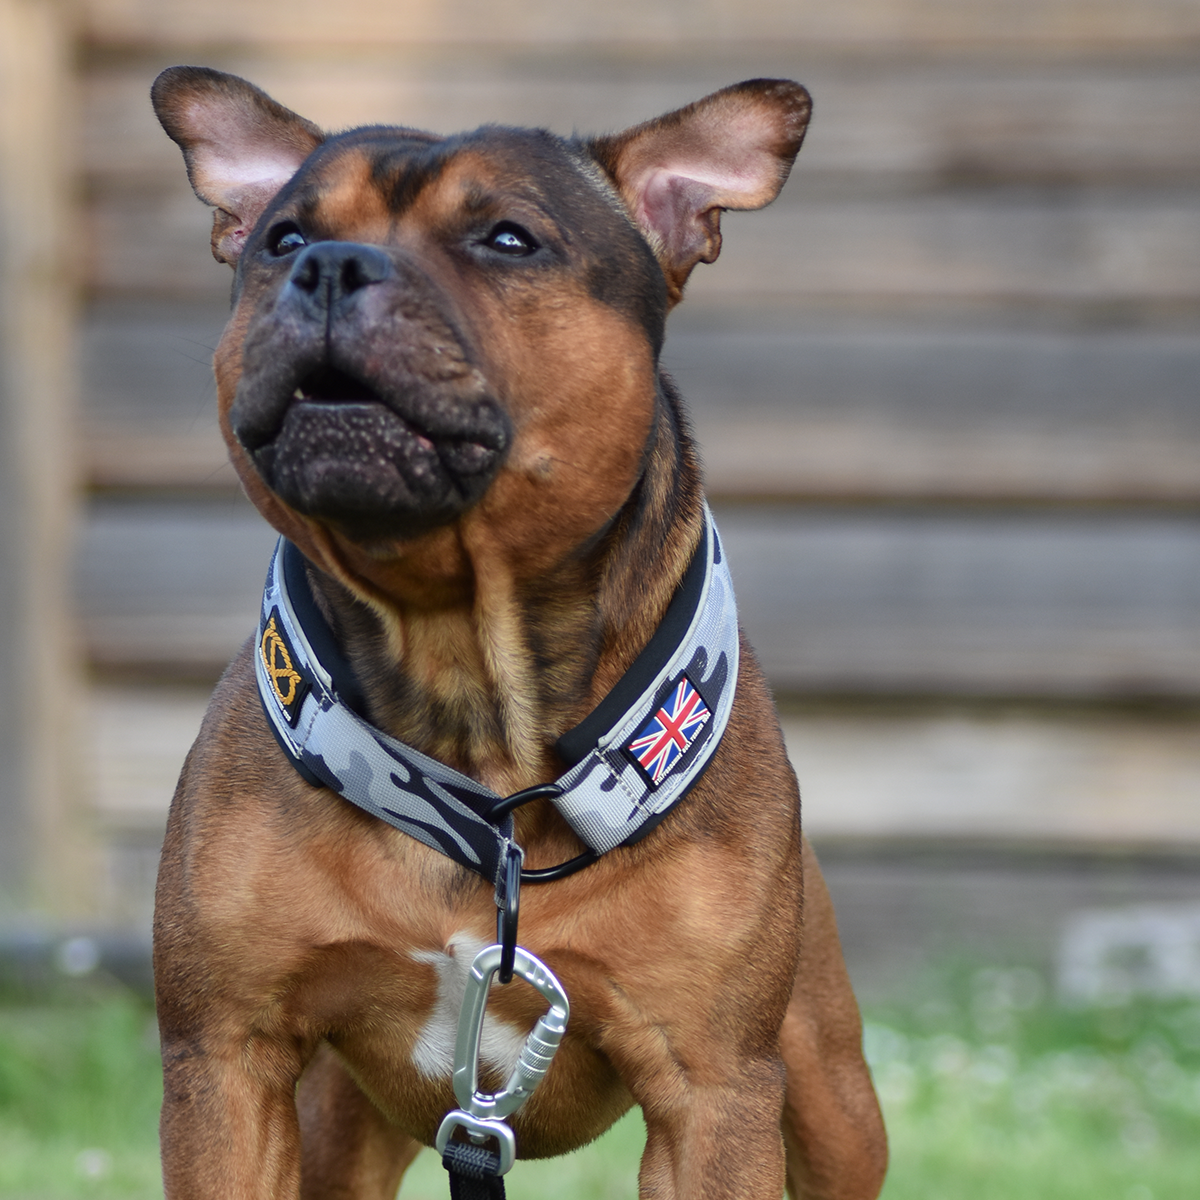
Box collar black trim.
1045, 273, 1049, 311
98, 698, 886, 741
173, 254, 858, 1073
555, 527, 709, 768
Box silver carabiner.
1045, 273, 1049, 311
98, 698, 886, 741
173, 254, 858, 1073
434, 943, 569, 1174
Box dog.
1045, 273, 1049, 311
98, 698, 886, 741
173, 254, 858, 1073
149, 66, 887, 1200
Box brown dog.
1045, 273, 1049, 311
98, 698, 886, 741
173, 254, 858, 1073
150, 66, 886, 1200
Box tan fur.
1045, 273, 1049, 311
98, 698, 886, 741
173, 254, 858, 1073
150, 67, 886, 1200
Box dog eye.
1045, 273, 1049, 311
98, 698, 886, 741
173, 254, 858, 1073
268, 223, 307, 256
483, 223, 538, 256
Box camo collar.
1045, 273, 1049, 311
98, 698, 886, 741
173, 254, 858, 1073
253, 508, 739, 887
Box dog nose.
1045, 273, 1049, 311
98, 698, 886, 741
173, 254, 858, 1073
287, 243, 392, 312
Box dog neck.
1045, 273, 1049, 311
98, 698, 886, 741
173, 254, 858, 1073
294, 376, 704, 796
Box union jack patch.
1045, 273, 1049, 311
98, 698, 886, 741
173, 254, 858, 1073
625, 675, 711, 787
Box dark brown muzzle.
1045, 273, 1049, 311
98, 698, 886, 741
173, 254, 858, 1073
230, 241, 510, 542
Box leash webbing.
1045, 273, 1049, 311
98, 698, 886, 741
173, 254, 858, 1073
442, 1143, 506, 1200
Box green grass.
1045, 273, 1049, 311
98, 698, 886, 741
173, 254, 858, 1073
1, 966, 1198, 1199
864, 963, 1200, 1200
0, 985, 162, 1197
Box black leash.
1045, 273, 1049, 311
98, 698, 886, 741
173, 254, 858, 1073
442, 1141, 507, 1200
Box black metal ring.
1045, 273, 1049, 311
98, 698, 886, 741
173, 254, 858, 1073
520, 849, 600, 884
483, 782, 563, 824
487, 785, 601, 893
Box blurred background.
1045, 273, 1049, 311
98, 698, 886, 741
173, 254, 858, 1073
0, 0, 1198, 1195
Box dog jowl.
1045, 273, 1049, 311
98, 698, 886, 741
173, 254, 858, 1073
150, 66, 886, 1200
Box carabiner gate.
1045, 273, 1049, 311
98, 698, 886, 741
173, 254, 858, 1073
434, 943, 569, 1174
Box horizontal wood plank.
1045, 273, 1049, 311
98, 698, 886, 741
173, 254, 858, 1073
80, 683, 1200, 847
689, 192, 1200, 304
787, 709, 1200, 846
84, 0, 1200, 49
76, 499, 1200, 694
696, 421, 1200, 504
79, 423, 1200, 504
83, 428, 235, 490
86, 185, 1200, 301
82, 55, 1200, 183
81, 304, 1200, 500
716, 505, 1200, 697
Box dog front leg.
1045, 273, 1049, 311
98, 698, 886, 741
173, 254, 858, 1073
297, 1042, 423, 1200
637, 1059, 789, 1200
779, 838, 887, 1200
159, 1034, 304, 1200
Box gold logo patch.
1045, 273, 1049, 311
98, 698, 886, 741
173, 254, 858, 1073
260, 611, 306, 722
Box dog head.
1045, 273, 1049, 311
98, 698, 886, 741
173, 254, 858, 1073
152, 68, 809, 606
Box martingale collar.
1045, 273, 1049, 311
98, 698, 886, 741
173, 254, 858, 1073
253, 508, 740, 888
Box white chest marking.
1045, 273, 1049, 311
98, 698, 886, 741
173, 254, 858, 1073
409, 933, 528, 1080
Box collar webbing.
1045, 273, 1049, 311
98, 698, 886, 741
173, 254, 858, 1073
253, 509, 740, 887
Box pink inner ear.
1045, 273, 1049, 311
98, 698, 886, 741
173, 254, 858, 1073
639, 171, 722, 261
631, 142, 785, 216
201, 145, 307, 194
181, 100, 315, 217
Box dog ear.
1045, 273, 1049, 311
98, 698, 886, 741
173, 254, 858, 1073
151, 66, 324, 267
589, 79, 810, 305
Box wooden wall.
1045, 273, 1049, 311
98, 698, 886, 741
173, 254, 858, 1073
78, 3, 1200, 503
6, 0, 1197, 919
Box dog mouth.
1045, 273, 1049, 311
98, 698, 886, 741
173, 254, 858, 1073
237, 363, 509, 541
289, 364, 382, 407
